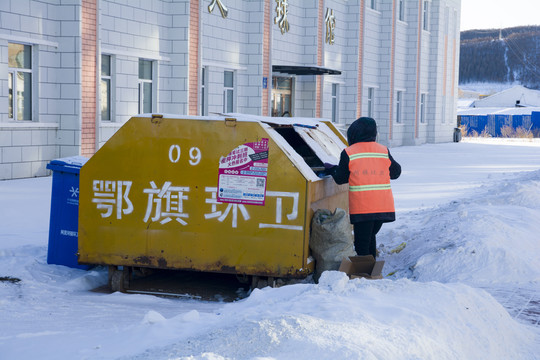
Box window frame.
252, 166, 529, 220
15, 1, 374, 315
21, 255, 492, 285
395, 90, 403, 124
271, 76, 293, 117
8, 42, 33, 121
367, 87, 375, 118
398, 0, 405, 22
422, 0, 430, 31
100, 54, 113, 121
201, 66, 208, 116
419, 93, 427, 124
138, 58, 154, 114
331, 83, 339, 123
223, 70, 235, 113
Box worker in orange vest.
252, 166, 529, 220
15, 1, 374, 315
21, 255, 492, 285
326, 117, 401, 258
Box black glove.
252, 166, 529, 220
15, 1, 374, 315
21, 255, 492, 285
324, 162, 336, 169
323, 163, 336, 176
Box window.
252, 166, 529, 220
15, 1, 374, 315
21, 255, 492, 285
331, 84, 338, 122
223, 70, 234, 113
398, 0, 405, 21
8, 43, 32, 121
420, 93, 426, 123
271, 77, 292, 117
369, 0, 376, 10
201, 67, 207, 116
422, 1, 429, 31
100, 54, 111, 121
396, 91, 403, 123
138, 59, 153, 114
367, 87, 375, 118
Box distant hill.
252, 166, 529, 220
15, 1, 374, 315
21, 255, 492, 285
459, 26, 540, 90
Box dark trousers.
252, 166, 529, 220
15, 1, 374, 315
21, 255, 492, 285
353, 221, 383, 258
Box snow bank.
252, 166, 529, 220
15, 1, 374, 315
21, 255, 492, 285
381, 170, 540, 287
5, 273, 531, 360
113, 273, 537, 360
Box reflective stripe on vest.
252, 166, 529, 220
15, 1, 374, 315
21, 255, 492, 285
346, 142, 395, 215
350, 184, 392, 192
349, 152, 389, 160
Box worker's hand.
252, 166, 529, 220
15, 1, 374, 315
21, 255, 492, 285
324, 162, 336, 169
322, 163, 336, 176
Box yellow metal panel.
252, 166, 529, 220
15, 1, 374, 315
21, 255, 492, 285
79, 116, 315, 277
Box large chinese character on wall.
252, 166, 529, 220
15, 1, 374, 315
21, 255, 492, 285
274, 0, 290, 34
208, 0, 228, 18
325, 8, 336, 45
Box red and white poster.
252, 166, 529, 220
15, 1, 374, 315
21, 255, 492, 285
217, 138, 269, 206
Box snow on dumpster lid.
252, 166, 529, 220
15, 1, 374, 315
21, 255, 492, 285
49, 156, 89, 168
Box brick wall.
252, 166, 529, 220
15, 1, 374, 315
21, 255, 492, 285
189, 0, 200, 115
316, 0, 323, 118
262, 0, 271, 116
357, 0, 365, 118
81, 0, 97, 157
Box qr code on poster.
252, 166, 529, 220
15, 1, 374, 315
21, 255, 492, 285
257, 178, 265, 187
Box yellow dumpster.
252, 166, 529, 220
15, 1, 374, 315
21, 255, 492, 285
78, 114, 348, 288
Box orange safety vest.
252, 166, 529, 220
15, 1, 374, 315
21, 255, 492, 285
346, 142, 395, 216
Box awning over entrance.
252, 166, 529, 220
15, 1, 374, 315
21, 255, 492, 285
272, 65, 341, 75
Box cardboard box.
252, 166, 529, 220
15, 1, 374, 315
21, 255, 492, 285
338, 255, 385, 279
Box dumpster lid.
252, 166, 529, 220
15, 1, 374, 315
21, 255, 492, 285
48, 156, 89, 168
249, 116, 346, 181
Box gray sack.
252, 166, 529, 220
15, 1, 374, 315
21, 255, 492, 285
310, 208, 356, 282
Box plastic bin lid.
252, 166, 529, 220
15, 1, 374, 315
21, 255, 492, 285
47, 156, 89, 172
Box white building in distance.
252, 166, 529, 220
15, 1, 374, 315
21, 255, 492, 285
0, 0, 461, 180
472, 85, 540, 108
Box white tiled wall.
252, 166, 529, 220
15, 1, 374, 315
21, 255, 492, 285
0, 0, 461, 179
0, 123, 58, 179
0, 1, 79, 179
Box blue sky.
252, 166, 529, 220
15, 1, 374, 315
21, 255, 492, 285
461, 0, 540, 31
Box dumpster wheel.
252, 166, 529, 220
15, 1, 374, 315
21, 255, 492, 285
251, 275, 277, 289
109, 266, 130, 293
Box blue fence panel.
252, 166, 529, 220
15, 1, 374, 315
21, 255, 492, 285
532, 112, 540, 132
461, 115, 488, 135
487, 115, 496, 136
512, 115, 532, 131
490, 115, 511, 137
461, 112, 540, 137
459, 115, 470, 129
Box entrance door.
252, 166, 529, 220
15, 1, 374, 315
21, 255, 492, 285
271, 77, 292, 117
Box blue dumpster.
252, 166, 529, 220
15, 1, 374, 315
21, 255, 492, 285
46, 156, 89, 269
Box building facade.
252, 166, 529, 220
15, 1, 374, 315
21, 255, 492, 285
0, 0, 460, 180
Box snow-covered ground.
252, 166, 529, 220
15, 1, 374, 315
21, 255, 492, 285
1, 138, 540, 359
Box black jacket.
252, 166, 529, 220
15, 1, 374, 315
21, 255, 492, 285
328, 117, 401, 223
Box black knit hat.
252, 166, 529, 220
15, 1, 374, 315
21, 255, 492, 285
347, 117, 378, 145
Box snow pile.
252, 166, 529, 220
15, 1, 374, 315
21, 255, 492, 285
381, 170, 540, 286
122, 273, 536, 360
1, 140, 540, 359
